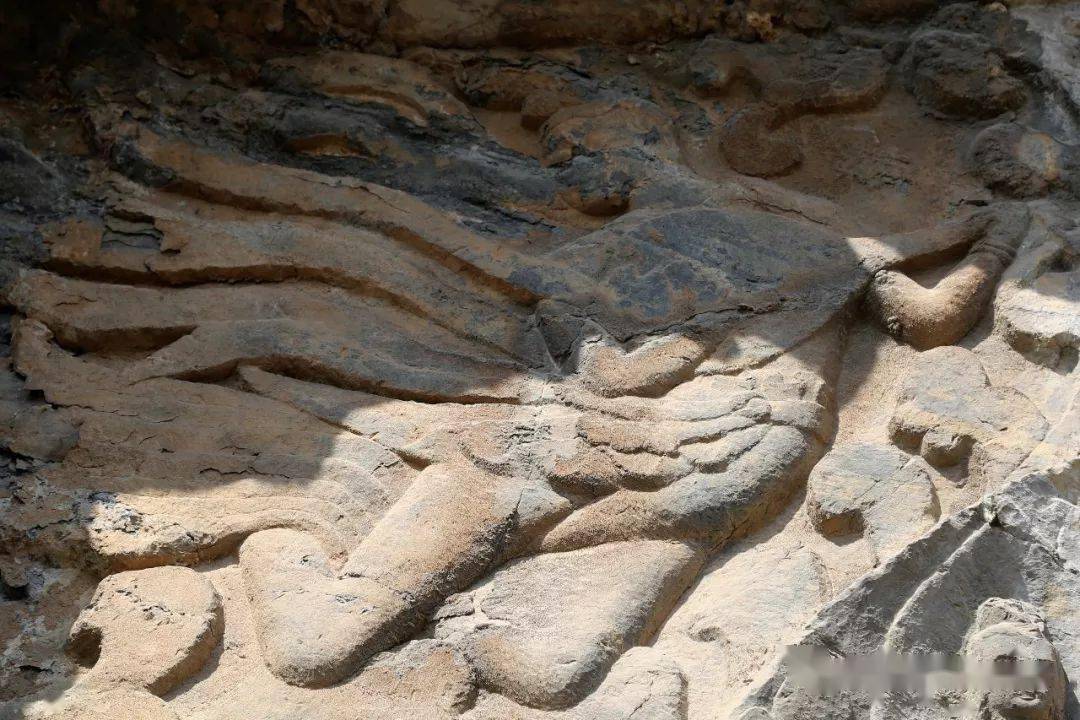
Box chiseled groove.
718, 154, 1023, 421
162, 357, 525, 407
42, 257, 172, 287
38, 264, 535, 369
162, 174, 542, 307
42, 259, 538, 366
46, 323, 199, 357
232, 368, 436, 474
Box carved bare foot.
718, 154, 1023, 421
865, 204, 1030, 349
67, 566, 222, 694
30, 567, 223, 720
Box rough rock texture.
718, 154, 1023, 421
806, 441, 941, 559
0, 1, 1077, 719
434, 540, 701, 708
66, 566, 223, 694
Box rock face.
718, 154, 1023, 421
0, 2, 1077, 720
905, 29, 1028, 119
438, 540, 702, 708
66, 566, 223, 695
806, 442, 940, 559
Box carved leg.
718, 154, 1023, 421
240, 463, 557, 687
865, 205, 1030, 349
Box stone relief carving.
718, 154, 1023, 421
0, 2, 1076, 719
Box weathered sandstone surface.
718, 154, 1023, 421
0, 1, 1077, 718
